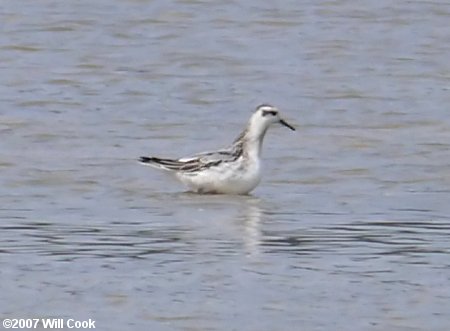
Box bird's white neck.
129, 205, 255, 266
242, 122, 270, 159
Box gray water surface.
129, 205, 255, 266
1, 1, 450, 330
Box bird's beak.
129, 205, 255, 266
279, 119, 295, 131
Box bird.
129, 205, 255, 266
139, 104, 295, 194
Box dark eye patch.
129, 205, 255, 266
262, 110, 277, 117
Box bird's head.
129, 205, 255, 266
249, 104, 295, 134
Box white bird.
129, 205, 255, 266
139, 104, 295, 194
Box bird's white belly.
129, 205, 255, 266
177, 159, 261, 194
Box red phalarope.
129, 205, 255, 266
139, 104, 295, 194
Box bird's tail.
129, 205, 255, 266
139, 156, 185, 171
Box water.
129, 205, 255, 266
1, 0, 450, 330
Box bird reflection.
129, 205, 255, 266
166, 192, 264, 257
238, 197, 263, 257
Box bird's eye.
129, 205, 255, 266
262, 110, 277, 117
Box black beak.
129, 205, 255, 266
279, 119, 295, 131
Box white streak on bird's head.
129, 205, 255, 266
239, 104, 295, 158
247, 104, 295, 140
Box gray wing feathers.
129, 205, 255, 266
139, 141, 243, 173
139, 156, 222, 173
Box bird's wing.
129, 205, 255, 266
140, 150, 230, 173
179, 147, 236, 163
166, 148, 233, 172
140, 143, 243, 173
139, 156, 204, 172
